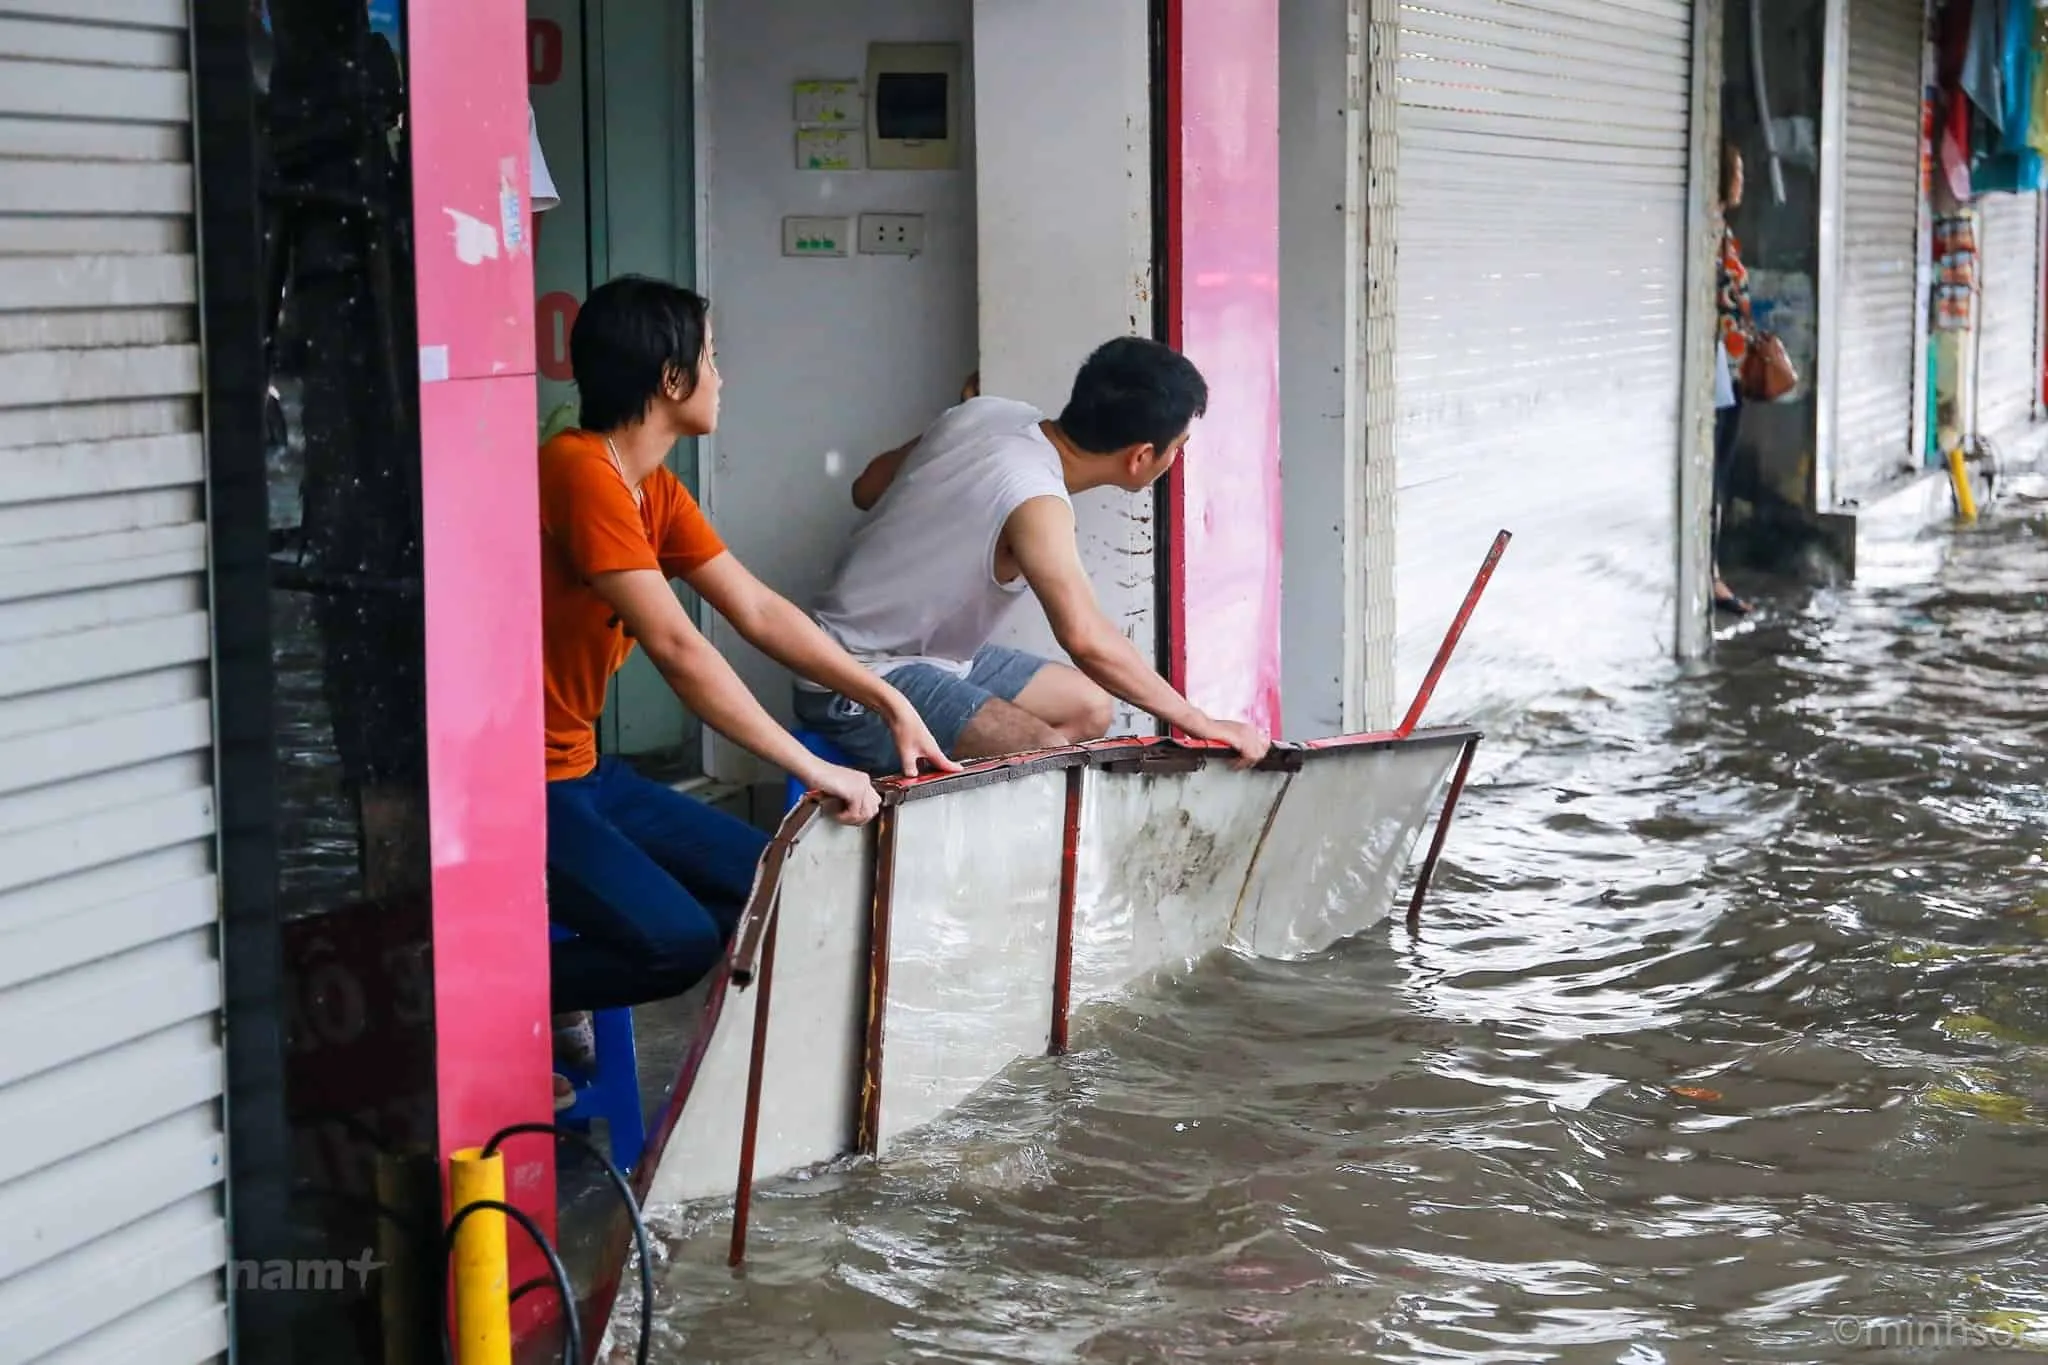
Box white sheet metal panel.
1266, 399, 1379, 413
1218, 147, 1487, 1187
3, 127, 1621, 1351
641, 819, 871, 1211
0, 3, 227, 1359
875, 773, 1066, 1152
1237, 740, 1459, 957
1975, 191, 2043, 442
1395, 0, 1690, 710
1834, 0, 1925, 504
1068, 767, 1290, 1002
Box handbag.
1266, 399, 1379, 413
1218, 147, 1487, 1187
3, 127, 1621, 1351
1739, 331, 1798, 402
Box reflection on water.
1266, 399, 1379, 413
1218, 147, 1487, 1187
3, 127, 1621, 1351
632, 489, 2047, 1363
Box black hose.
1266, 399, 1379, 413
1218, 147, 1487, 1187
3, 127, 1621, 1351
441, 1199, 581, 1365
509, 1276, 557, 1305
483, 1122, 654, 1365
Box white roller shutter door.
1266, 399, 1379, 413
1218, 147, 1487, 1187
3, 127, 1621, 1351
0, 1, 229, 1360
1974, 190, 2043, 442
1394, 0, 1691, 706
1834, 0, 1925, 504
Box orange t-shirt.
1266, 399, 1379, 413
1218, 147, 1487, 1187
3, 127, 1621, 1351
539, 430, 726, 780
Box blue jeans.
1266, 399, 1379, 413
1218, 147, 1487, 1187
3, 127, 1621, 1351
790, 644, 1048, 774
546, 757, 768, 1011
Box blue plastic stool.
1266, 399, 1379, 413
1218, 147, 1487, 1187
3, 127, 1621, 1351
783, 728, 859, 813
549, 925, 647, 1173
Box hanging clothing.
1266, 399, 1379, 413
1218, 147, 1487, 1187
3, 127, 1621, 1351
1993, 0, 2038, 155
1960, 0, 2006, 132
1969, 0, 2045, 193
1944, 87, 1976, 202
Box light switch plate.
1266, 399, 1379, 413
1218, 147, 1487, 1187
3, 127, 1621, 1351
795, 127, 863, 171
858, 212, 925, 256
782, 215, 851, 258
793, 79, 862, 128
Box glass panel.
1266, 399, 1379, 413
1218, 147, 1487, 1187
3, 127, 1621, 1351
257, 0, 439, 1354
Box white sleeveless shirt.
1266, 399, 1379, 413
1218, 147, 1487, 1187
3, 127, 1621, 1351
808, 397, 1071, 680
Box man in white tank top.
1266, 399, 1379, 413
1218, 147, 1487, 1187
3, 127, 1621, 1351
795, 338, 1271, 772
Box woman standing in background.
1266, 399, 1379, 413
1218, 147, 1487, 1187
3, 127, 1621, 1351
1712, 143, 1756, 617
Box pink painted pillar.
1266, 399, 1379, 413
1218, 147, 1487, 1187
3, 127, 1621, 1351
1165, 0, 1283, 735
405, 0, 555, 1329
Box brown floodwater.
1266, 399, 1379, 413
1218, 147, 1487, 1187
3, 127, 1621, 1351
627, 482, 2048, 1364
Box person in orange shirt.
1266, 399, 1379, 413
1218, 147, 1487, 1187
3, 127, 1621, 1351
540, 276, 954, 1099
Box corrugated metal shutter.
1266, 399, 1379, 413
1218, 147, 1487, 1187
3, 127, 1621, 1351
1835, 0, 1924, 505
0, 2, 229, 1361
1975, 190, 2043, 441
1393, 0, 1691, 706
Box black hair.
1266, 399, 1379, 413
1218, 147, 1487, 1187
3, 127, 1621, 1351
1056, 336, 1208, 455
570, 275, 711, 432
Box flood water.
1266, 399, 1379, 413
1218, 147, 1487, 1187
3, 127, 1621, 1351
630, 483, 2048, 1364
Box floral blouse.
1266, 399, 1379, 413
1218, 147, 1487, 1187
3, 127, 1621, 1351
1716, 218, 1759, 366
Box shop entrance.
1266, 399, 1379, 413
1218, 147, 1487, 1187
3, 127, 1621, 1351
526, 0, 981, 801
529, 0, 705, 779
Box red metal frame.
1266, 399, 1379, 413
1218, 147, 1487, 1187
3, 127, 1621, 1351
726, 907, 778, 1268
1405, 736, 1479, 929
856, 807, 899, 1155
1049, 766, 1084, 1055
1394, 529, 1511, 739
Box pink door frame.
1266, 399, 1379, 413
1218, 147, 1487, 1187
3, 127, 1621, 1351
1162, 0, 1284, 735
406, 0, 558, 1336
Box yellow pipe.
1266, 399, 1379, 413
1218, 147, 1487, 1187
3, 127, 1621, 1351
1948, 447, 1979, 524
447, 1147, 512, 1365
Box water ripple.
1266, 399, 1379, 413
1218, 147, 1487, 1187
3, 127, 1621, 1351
633, 492, 2048, 1363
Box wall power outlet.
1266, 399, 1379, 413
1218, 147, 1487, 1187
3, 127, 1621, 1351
858, 213, 925, 256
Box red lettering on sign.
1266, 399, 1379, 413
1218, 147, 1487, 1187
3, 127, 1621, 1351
529, 19, 562, 86
537, 291, 580, 382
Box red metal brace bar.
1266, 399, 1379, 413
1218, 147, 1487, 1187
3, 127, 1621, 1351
727, 903, 780, 1267
1395, 528, 1511, 739
856, 806, 900, 1155
1405, 735, 1480, 930
1049, 767, 1083, 1055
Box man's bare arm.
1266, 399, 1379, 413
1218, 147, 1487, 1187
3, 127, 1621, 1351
1005, 498, 1202, 731
852, 438, 916, 511
1005, 497, 1271, 765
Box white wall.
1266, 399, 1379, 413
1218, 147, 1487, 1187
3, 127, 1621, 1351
702, 0, 978, 780
1279, 0, 1350, 741
972, 0, 1156, 738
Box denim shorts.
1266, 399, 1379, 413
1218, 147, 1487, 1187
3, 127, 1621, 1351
792, 644, 1048, 775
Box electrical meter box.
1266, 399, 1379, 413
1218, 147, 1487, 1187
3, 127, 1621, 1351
864, 42, 961, 171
